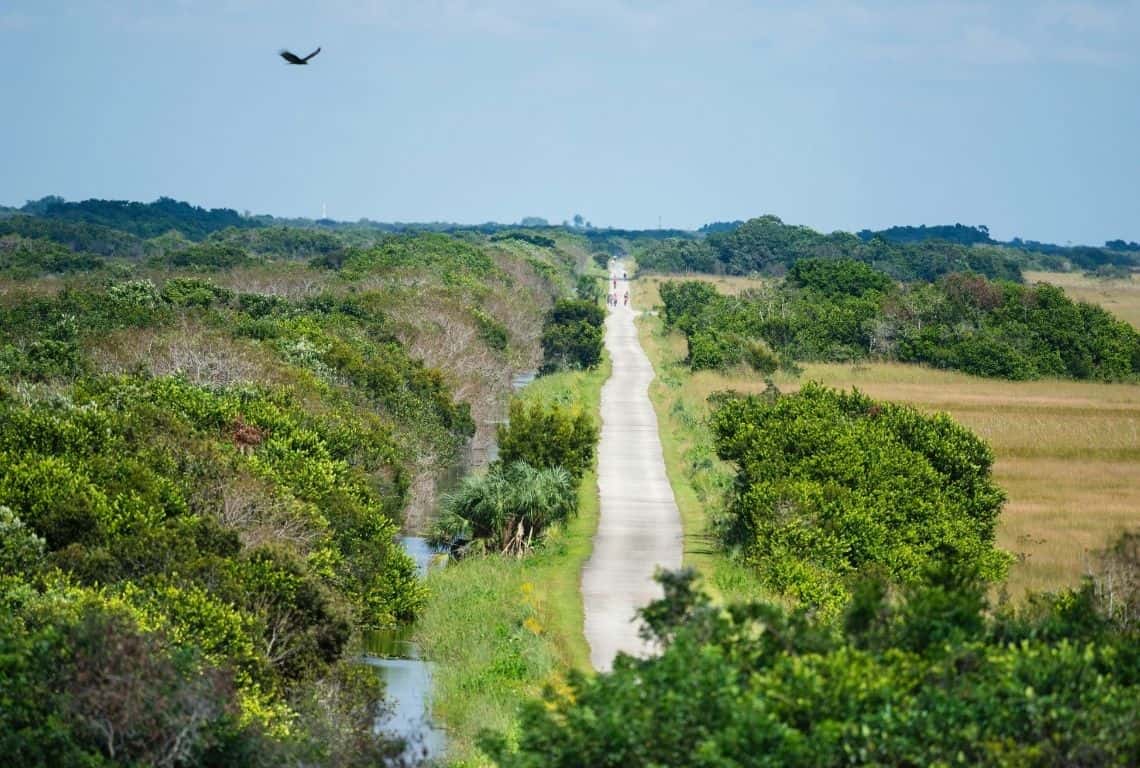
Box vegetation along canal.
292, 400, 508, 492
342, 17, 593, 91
364, 368, 538, 759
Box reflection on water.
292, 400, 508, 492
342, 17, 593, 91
400, 536, 446, 578
511, 370, 537, 391
366, 536, 448, 762
365, 652, 446, 761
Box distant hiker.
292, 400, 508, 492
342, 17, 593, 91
613, 277, 617, 290
623, 291, 629, 306
623, 271, 627, 280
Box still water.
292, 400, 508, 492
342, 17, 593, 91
365, 537, 447, 761
368, 369, 535, 761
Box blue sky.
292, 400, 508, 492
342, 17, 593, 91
2, 1, 1137, 243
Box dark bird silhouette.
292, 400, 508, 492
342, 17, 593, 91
279, 47, 321, 65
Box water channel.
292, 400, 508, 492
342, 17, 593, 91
365, 370, 538, 761
365, 537, 447, 761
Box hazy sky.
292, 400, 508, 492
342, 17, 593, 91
2, 1, 1138, 243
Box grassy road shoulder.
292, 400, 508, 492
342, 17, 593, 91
630, 283, 767, 603
413, 357, 609, 765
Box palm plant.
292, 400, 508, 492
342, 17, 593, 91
432, 461, 575, 555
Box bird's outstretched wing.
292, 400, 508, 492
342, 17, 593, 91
279, 50, 305, 64
302, 47, 321, 62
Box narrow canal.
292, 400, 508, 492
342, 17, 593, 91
364, 537, 446, 761
365, 368, 538, 760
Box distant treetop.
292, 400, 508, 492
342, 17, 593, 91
698, 220, 744, 235
23, 196, 258, 241
859, 223, 994, 246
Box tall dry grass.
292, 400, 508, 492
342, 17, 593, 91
635, 274, 768, 309
1026, 270, 1140, 330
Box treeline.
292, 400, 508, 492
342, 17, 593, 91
862, 222, 1140, 268
660, 259, 1140, 381
858, 222, 994, 246
640, 215, 1140, 279
638, 215, 1026, 282
19, 195, 257, 240
0, 227, 571, 765
0, 194, 584, 275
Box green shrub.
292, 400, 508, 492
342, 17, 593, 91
0, 236, 104, 278
154, 242, 257, 270
162, 277, 234, 308
658, 280, 719, 330
575, 274, 602, 303
497, 398, 598, 482
472, 307, 508, 351
540, 299, 605, 373
709, 383, 1009, 615
0, 506, 46, 574
788, 257, 892, 297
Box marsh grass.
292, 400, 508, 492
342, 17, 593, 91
413, 358, 608, 765
632, 277, 1140, 602
635, 273, 768, 309
1026, 270, 1140, 330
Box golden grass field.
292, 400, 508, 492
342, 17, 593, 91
633, 272, 1140, 600
635, 273, 765, 309
1026, 270, 1140, 330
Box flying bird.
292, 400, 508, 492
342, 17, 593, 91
279, 47, 321, 65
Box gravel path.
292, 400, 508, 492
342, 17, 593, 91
581, 264, 683, 672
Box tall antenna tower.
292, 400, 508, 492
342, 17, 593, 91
322, 202, 327, 219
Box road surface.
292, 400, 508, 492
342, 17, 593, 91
581, 264, 683, 671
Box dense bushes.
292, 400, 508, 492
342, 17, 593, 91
489, 566, 1140, 767
0, 214, 144, 257
0, 216, 576, 765
0, 236, 105, 278
540, 299, 605, 373
709, 384, 1009, 614
0, 374, 420, 763
322, 232, 499, 286
0, 375, 419, 620
659, 263, 1140, 381
151, 241, 260, 270
896, 276, 1140, 380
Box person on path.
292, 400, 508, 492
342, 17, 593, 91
623, 291, 629, 306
